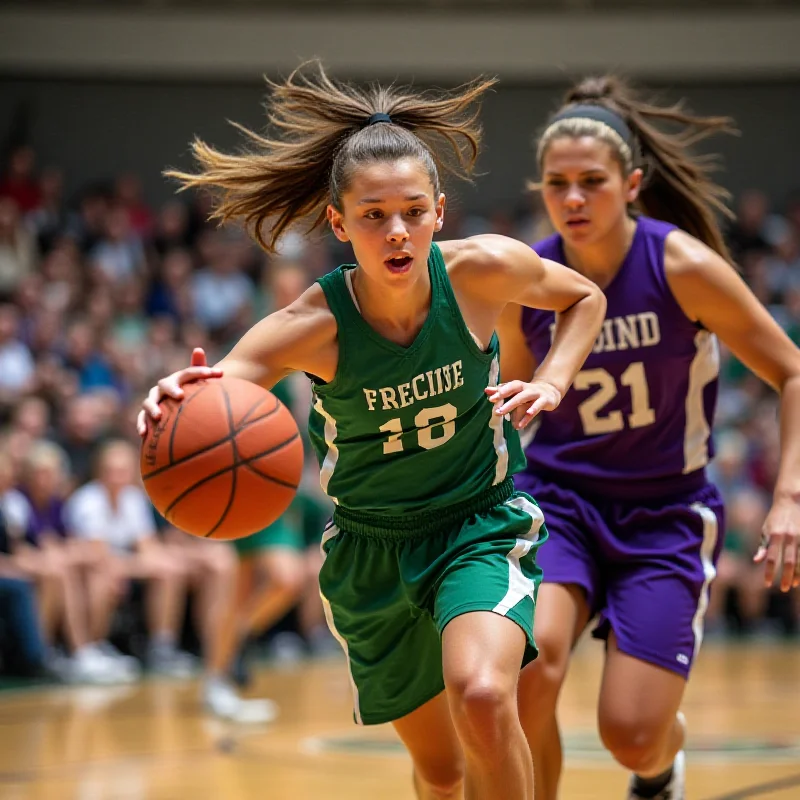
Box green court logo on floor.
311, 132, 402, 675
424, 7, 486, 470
303, 732, 800, 764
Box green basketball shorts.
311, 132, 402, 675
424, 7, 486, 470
318, 479, 547, 725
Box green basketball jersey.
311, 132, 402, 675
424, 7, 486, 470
307, 242, 524, 516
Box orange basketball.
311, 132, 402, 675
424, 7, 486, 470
140, 377, 304, 540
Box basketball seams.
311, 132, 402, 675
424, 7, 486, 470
205, 384, 241, 538
237, 392, 279, 428
142, 401, 283, 482
243, 460, 301, 490
163, 432, 302, 521
168, 382, 210, 465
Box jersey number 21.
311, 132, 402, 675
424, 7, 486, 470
576, 361, 656, 436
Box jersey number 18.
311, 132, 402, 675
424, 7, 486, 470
379, 403, 458, 454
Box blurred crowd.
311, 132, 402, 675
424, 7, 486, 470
0, 143, 797, 689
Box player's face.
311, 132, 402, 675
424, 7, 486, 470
540, 136, 642, 247
327, 158, 445, 284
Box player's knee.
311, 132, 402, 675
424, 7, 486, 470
271, 558, 305, 599
447, 670, 516, 751
599, 717, 664, 773
207, 547, 236, 580
414, 764, 463, 799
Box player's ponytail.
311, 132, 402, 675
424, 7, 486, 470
166, 61, 495, 252
538, 75, 737, 262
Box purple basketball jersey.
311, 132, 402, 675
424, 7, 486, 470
522, 216, 719, 499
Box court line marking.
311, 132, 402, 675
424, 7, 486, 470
702, 772, 800, 800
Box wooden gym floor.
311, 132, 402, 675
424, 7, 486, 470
0, 640, 798, 800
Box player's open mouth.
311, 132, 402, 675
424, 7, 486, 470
566, 218, 590, 229
385, 254, 413, 272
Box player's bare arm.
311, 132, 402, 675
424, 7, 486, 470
137, 284, 339, 435
665, 229, 800, 591
495, 302, 539, 385
445, 235, 605, 427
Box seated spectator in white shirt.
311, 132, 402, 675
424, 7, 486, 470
1, 447, 129, 684
65, 440, 195, 677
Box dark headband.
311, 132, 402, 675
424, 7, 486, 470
364, 112, 392, 127
547, 104, 633, 146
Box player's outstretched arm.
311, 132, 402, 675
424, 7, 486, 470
137, 284, 337, 437
665, 230, 800, 592
455, 235, 606, 428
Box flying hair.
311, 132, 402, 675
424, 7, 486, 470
166, 61, 496, 252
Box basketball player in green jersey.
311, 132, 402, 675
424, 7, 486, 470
138, 63, 606, 799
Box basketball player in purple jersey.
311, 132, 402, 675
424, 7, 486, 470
489, 77, 800, 799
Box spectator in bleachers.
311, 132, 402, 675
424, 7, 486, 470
64, 440, 196, 677
0, 303, 35, 402
152, 201, 192, 256
146, 247, 193, 323
0, 197, 38, 298
55, 394, 105, 488
0, 498, 48, 678
0, 565, 47, 678
12, 395, 51, 440
707, 488, 771, 634
62, 318, 119, 394
1, 448, 127, 683
26, 167, 66, 255
90, 204, 146, 286
0, 145, 41, 214
191, 229, 254, 339
727, 189, 780, 264
114, 173, 154, 240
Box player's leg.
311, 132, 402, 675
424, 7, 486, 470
202, 555, 277, 722
598, 633, 686, 784
206, 555, 255, 679
517, 583, 591, 800
392, 692, 464, 800
514, 477, 604, 800
596, 485, 724, 799
84, 546, 126, 644
49, 545, 91, 656
174, 537, 236, 661
241, 547, 305, 634
12, 546, 61, 646
431, 492, 552, 800
443, 612, 531, 800
126, 544, 193, 676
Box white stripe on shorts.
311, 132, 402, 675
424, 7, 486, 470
318, 525, 363, 724
492, 496, 544, 617
689, 502, 719, 661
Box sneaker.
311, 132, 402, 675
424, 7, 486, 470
230, 639, 254, 689
69, 646, 135, 685
203, 677, 278, 724
147, 644, 199, 679
267, 632, 306, 665
94, 641, 142, 681
43, 648, 73, 683
307, 627, 342, 659
627, 748, 685, 800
